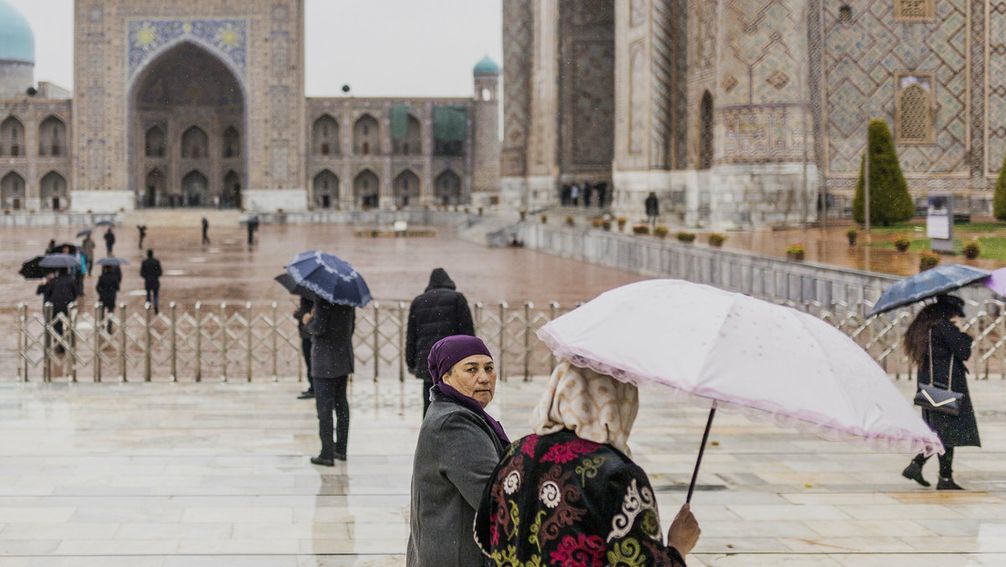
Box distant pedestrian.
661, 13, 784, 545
46, 239, 56, 254
406, 268, 475, 416
570, 183, 580, 207
901, 295, 980, 490
201, 217, 210, 245
96, 265, 120, 333
305, 300, 356, 466
645, 191, 660, 229
137, 225, 147, 250
140, 249, 163, 315
583, 181, 593, 207
103, 228, 116, 256
294, 296, 315, 399
36, 269, 76, 352
81, 234, 95, 276
246, 216, 258, 247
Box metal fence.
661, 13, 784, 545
13, 299, 575, 383
15, 293, 1006, 384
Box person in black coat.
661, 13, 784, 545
96, 265, 120, 333
293, 296, 315, 399
36, 269, 77, 352
902, 295, 980, 490
406, 268, 475, 416
645, 192, 660, 228
140, 249, 163, 315
103, 228, 116, 255
304, 300, 356, 466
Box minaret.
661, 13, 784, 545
471, 56, 501, 206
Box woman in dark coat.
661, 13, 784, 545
475, 362, 700, 566
902, 295, 980, 490
304, 300, 355, 465
407, 336, 509, 567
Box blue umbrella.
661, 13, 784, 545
39, 254, 80, 270
869, 264, 990, 317
286, 251, 371, 307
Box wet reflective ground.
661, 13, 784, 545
0, 376, 1002, 566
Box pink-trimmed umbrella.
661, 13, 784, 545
537, 279, 943, 503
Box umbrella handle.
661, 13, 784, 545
686, 401, 717, 504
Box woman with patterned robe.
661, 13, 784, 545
474, 361, 700, 566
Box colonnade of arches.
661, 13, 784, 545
310, 111, 439, 157
0, 114, 67, 158
310, 168, 463, 209
0, 170, 68, 211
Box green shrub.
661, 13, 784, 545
996, 154, 1006, 220
963, 240, 981, 259
617, 217, 628, 230
676, 231, 696, 243
540, 214, 548, 224
708, 233, 726, 247
852, 119, 914, 226
846, 229, 857, 246
894, 237, 911, 252
653, 225, 669, 238
632, 224, 650, 235
565, 215, 575, 227
786, 244, 806, 261
919, 251, 941, 271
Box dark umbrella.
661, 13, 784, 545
285, 251, 371, 307
97, 257, 129, 266
19, 256, 47, 279
39, 254, 80, 269
76, 228, 92, 238
868, 264, 990, 317
52, 242, 78, 254
274, 272, 309, 297
94, 220, 114, 227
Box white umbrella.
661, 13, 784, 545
537, 279, 942, 502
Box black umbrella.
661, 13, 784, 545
274, 272, 312, 298
39, 254, 80, 269
51, 242, 77, 254
76, 228, 92, 238
97, 257, 129, 266
19, 256, 47, 279
94, 220, 114, 227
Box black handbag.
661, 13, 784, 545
914, 330, 964, 416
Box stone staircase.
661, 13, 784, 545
121, 209, 244, 228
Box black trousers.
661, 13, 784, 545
314, 376, 349, 458
914, 447, 955, 478
422, 379, 433, 416
300, 337, 313, 392
145, 286, 160, 314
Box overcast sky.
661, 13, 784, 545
7, 0, 502, 97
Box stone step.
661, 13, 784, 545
122, 209, 244, 228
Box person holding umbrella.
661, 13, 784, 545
474, 361, 698, 566
286, 250, 371, 465
35, 263, 77, 352
901, 295, 980, 490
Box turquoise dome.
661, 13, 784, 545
473, 55, 499, 76
0, 0, 34, 64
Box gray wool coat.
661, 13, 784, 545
407, 393, 506, 567
304, 302, 355, 378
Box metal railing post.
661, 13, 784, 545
170, 302, 177, 382
398, 301, 406, 382
221, 303, 228, 382
93, 303, 101, 383
144, 302, 152, 382
246, 302, 253, 383
523, 302, 533, 382
194, 302, 202, 382
18, 303, 27, 382
373, 302, 381, 382
474, 302, 483, 336
549, 301, 559, 372
43, 302, 52, 383
271, 302, 279, 382
68, 305, 77, 383
119, 302, 128, 383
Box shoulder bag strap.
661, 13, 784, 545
928, 329, 935, 386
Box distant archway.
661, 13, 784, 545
182, 170, 209, 207
313, 169, 339, 208
222, 170, 241, 209
434, 169, 462, 205
40, 171, 68, 211
0, 171, 25, 210
354, 169, 380, 209
393, 169, 420, 207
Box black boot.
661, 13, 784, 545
902, 457, 931, 487
937, 477, 964, 490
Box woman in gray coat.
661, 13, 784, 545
407, 335, 509, 567
304, 300, 355, 466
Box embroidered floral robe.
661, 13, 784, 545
474, 429, 687, 567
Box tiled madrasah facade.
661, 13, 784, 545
0, 0, 501, 214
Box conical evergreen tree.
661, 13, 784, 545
852, 119, 914, 226
994, 153, 1006, 221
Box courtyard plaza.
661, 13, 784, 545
0, 375, 1003, 566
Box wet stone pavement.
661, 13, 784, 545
0, 377, 1002, 566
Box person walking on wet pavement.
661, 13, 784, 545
201, 217, 210, 246
36, 269, 76, 353
645, 191, 660, 229
137, 225, 147, 250
406, 268, 475, 416
305, 299, 356, 466
140, 249, 163, 315
246, 216, 259, 247
294, 296, 315, 399
103, 227, 116, 256
81, 234, 95, 276
901, 295, 980, 490
96, 265, 120, 333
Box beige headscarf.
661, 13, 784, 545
531, 360, 640, 455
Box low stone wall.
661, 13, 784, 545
0, 211, 118, 228
0, 209, 480, 228
517, 223, 900, 307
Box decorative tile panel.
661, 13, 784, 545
128, 18, 248, 79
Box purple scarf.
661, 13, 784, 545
428, 336, 511, 447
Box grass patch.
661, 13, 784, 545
871, 235, 1006, 261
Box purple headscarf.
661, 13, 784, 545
427, 335, 510, 446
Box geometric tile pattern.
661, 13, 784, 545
127, 18, 248, 79
820, 0, 968, 176
986, 1, 1006, 174
501, 0, 533, 177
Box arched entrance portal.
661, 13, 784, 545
129, 42, 245, 209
